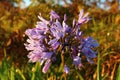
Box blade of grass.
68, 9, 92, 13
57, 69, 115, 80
10, 66, 15, 80
16, 68, 26, 80
97, 53, 101, 80
0, 48, 10, 80
77, 71, 84, 80
3, 48, 7, 58
116, 64, 120, 80
31, 62, 40, 80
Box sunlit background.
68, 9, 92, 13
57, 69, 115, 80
0, 0, 120, 80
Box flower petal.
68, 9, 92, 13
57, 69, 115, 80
64, 65, 70, 74
50, 10, 60, 19
42, 59, 51, 73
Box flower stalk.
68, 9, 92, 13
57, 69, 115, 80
61, 50, 65, 70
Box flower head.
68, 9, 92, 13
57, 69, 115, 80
24, 10, 99, 74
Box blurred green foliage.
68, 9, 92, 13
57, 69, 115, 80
0, 0, 120, 80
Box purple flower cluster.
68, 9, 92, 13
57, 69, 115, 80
24, 9, 99, 74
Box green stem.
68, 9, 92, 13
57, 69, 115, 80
64, 73, 67, 80
61, 51, 67, 80
97, 53, 101, 80
61, 51, 65, 68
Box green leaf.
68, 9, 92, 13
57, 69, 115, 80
116, 64, 120, 80
77, 71, 84, 80
97, 53, 101, 80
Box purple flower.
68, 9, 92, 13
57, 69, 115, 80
50, 20, 68, 39
25, 28, 46, 40
81, 37, 99, 63
27, 51, 41, 63
50, 26, 63, 39
64, 65, 70, 74
78, 9, 90, 24
24, 39, 46, 51
41, 52, 53, 60
73, 56, 82, 69
36, 22, 49, 34
75, 31, 83, 40
48, 38, 60, 49
50, 10, 60, 20
50, 14, 70, 39
83, 37, 99, 48
38, 13, 49, 24
82, 47, 97, 58
42, 59, 52, 73
62, 15, 71, 33
24, 10, 99, 74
